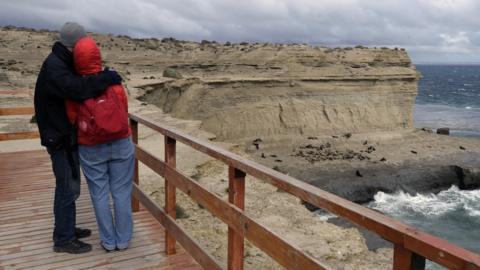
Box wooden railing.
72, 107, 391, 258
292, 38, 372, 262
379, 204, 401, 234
1, 106, 479, 269
128, 113, 480, 270
0, 107, 39, 141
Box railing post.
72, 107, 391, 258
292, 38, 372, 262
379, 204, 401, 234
130, 118, 140, 212
228, 166, 246, 270
393, 244, 426, 270
165, 136, 177, 255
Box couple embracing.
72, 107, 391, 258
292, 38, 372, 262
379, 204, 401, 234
34, 22, 134, 253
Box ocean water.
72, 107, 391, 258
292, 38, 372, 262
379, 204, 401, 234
377, 65, 480, 269
315, 65, 479, 269
368, 187, 480, 269
414, 65, 480, 137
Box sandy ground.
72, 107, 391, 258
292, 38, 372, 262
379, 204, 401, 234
130, 104, 394, 269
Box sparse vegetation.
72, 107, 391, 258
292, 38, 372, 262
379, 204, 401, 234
175, 205, 189, 219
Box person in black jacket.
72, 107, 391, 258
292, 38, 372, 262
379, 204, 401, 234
34, 22, 122, 254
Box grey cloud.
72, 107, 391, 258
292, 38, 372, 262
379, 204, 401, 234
1, 0, 480, 63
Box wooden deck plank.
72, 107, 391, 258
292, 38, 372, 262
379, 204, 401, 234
0, 218, 158, 252
6, 229, 165, 269
0, 150, 201, 270
0, 212, 154, 238
0, 221, 161, 259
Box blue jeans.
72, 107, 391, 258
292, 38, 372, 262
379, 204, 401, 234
47, 146, 81, 246
79, 137, 134, 250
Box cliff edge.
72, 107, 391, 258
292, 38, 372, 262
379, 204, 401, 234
1, 26, 419, 142
138, 44, 419, 141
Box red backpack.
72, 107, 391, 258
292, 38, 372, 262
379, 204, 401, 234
77, 87, 129, 143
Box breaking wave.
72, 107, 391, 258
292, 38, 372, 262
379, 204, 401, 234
368, 186, 480, 218
368, 186, 480, 269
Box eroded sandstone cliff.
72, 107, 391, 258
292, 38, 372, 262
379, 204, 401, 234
0, 26, 419, 142
138, 43, 419, 141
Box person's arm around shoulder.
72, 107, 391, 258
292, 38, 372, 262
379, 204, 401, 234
48, 60, 122, 101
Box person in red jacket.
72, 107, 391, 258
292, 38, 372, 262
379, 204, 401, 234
66, 37, 134, 252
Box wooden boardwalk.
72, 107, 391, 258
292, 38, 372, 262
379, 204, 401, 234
0, 150, 201, 270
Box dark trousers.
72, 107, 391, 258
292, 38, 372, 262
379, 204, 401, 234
47, 147, 81, 246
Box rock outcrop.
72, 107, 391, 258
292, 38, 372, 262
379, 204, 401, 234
138, 45, 419, 141
0, 26, 420, 142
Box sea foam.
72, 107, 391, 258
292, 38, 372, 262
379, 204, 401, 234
368, 186, 480, 218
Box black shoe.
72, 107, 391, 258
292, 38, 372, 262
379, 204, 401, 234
75, 228, 91, 239
53, 239, 92, 254
101, 243, 115, 253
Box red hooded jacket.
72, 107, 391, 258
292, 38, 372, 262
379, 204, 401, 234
66, 37, 131, 145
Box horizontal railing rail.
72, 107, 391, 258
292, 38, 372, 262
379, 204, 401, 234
129, 112, 480, 270
0, 107, 39, 141
0, 107, 35, 116
134, 145, 325, 269
2, 107, 478, 269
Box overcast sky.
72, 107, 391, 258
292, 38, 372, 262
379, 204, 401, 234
1, 0, 480, 63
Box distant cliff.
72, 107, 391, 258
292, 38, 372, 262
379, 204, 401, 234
138, 43, 419, 141
0, 26, 420, 141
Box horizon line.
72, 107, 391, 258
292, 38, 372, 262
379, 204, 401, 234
413, 61, 480, 65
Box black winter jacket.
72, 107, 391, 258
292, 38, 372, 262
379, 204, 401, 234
34, 42, 113, 148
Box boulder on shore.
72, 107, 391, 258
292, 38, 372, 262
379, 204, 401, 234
437, 127, 450, 135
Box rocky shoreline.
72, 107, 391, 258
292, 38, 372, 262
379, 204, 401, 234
247, 132, 480, 255
250, 133, 480, 205
249, 133, 480, 205
297, 161, 479, 205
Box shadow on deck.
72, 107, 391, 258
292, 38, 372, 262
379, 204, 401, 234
0, 150, 201, 270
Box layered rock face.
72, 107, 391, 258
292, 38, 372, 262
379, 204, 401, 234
0, 26, 419, 141
140, 45, 419, 141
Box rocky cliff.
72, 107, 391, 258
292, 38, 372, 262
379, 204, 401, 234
0, 26, 419, 141
136, 42, 419, 141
